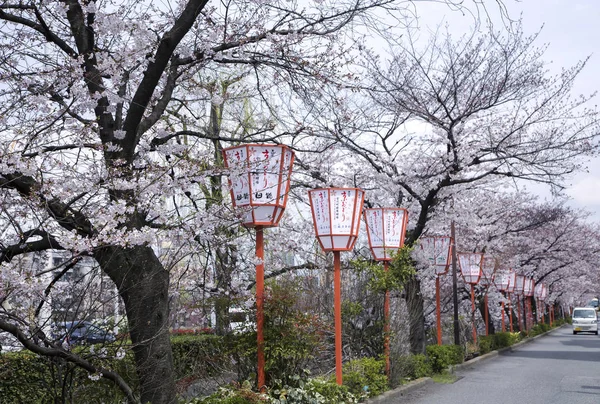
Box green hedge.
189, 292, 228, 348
0, 334, 229, 403
0, 348, 138, 404
341, 357, 388, 398
425, 345, 464, 373
479, 332, 523, 354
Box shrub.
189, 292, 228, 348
188, 382, 267, 404
425, 345, 463, 373
412, 354, 432, 379
171, 333, 227, 380
478, 335, 494, 355
0, 346, 138, 404
270, 377, 359, 404
341, 357, 388, 398
230, 281, 328, 387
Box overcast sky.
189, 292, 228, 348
414, 0, 600, 222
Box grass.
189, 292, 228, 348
431, 371, 458, 384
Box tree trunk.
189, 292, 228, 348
97, 246, 176, 404
405, 276, 426, 354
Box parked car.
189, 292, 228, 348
572, 307, 598, 335
53, 320, 116, 345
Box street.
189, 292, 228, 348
395, 327, 600, 404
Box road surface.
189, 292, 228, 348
394, 326, 600, 404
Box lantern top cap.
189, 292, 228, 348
222, 143, 292, 150
309, 187, 365, 192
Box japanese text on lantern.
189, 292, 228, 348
279, 149, 293, 202
225, 147, 250, 205
331, 189, 353, 234
248, 146, 279, 203
310, 190, 330, 235
365, 210, 383, 246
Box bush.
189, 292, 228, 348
0, 346, 138, 404
171, 333, 227, 380
392, 354, 432, 381
229, 281, 327, 387
412, 354, 432, 379
270, 378, 359, 404
188, 381, 267, 404
478, 335, 494, 355
425, 345, 463, 373
341, 357, 388, 398
529, 323, 551, 337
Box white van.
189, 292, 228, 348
572, 307, 598, 335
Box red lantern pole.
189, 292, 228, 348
508, 293, 513, 332
436, 276, 442, 345
384, 261, 391, 375
471, 284, 477, 343
484, 294, 489, 336
333, 251, 343, 385
501, 300, 506, 332
309, 188, 365, 386
255, 227, 266, 391
419, 236, 451, 346
517, 297, 522, 332
458, 252, 482, 344
223, 144, 295, 391
364, 207, 408, 379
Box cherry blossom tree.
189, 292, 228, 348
296, 20, 600, 353
0, 0, 441, 402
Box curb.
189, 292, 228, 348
366, 377, 433, 403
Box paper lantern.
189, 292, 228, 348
308, 188, 365, 252
222, 144, 294, 228
418, 236, 452, 275
364, 208, 408, 261
458, 252, 483, 284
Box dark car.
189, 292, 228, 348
53, 321, 116, 345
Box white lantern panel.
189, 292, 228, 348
364, 209, 384, 246
278, 149, 294, 204
515, 275, 525, 294
364, 208, 408, 261
224, 146, 251, 205
495, 271, 511, 291
534, 283, 544, 299
330, 189, 360, 235
318, 236, 333, 250
309, 188, 365, 252
223, 144, 294, 228
310, 189, 331, 236
248, 145, 281, 204
458, 253, 482, 284
524, 278, 535, 297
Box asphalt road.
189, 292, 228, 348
394, 326, 600, 404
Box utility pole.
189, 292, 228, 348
451, 221, 460, 345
